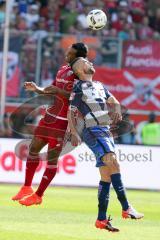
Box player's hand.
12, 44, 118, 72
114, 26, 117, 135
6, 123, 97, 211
44, 86, 58, 94
71, 133, 81, 146
24, 82, 38, 91
111, 112, 122, 124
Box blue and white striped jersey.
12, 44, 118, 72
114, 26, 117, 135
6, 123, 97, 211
70, 80, 112, 128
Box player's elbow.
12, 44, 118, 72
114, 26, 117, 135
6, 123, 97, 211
67, 107, 73, 122
107, 96, 120, 105
67, 109, 71, 121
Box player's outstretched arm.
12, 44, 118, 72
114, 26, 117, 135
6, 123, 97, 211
24, 82, 70, 97
67, 107, 81, 146
107, 96, 122, 124
44, 86, 70, 98
24, 82, 45, 94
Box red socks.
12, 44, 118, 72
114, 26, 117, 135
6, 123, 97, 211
35, 165, 57, 197
24, 155, 57, 197
24, 155, 40, 186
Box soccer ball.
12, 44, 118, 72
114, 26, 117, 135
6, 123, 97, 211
86, 9, 107, 30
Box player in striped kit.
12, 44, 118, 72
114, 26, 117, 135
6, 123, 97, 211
68, 57, 144, 232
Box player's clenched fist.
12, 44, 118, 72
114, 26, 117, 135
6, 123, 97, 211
111, 112, 122, 124
24, 82, 38, 91
71, 133, 82, 146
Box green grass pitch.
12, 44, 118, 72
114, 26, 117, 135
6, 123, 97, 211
0, 185, 160, 240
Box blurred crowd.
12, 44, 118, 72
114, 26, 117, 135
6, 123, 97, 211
1, 0, 160, 87
0, 0, 160, 145
0, 0, 160, 40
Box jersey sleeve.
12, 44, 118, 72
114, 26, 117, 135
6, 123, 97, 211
104, 86, 112, 100
52, 80, 56, 86
69, 82, 82, 111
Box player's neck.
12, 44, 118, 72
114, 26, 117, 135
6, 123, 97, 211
79, 71, 93, 81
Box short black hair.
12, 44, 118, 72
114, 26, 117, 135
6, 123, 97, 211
72, 42, 88, 58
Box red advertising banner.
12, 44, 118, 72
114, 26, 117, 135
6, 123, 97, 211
0, 52, 20, 97
0, 36, 22, 97
122, 40, 160, 71
0, 53, 20, 97
94, 67, 160, 111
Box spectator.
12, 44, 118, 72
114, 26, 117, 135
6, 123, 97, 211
111, 1, 132, 27
32, 17, 48, 40
7, 0, 160, 40
137, 16, 153, 40
128, 26, 137, 40
104, 0, 118, 14
146, 0, 160, 16
117, 113, 136, 145
129, 0, 145, 24
47, 0, 61, 32
60, 0, 78, 33
21, 38, 37, 85
101, 28, 119, 67
154, 8, 160, 33
118, 23, 131, 40
41, 51, 56, 87
77, 7, 90, 30
10, 2, 19, 24
15, 15, 28, 31
23, 4, 40, 29
141, 112, 160, 145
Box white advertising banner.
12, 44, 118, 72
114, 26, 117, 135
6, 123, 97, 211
0, 138, 160, 190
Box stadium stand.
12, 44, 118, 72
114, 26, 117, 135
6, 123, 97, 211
0, 0, 160, 144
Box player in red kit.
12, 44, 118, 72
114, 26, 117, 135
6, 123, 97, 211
12, 43, 88, 206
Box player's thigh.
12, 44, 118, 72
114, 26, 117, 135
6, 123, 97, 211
99, 166, 111, 182
29, 137, 47, 155
102, 152, 120, 174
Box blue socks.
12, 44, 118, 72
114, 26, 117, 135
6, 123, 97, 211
97, 173, 129, 221
111, 173, 129, 211
97, 181, 111, 220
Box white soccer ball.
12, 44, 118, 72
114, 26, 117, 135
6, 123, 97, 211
86, 9, 107, 30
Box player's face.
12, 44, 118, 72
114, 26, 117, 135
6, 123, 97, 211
84, 59, 95, 74
65, 47, 77, 63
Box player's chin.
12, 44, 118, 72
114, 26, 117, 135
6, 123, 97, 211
91, 68, 96, 74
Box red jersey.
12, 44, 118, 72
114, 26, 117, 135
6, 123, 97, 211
35, 65, 77, 149
43, 65, 77, 125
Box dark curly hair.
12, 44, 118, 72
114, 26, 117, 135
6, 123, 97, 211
72, 42, 88, 58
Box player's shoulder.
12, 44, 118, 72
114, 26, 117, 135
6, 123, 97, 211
93, 81, 111, 95
73, 79, 83, 91
93, 80, 103, 85
59, 64, 72, 72
61, 64, 69, 69
93, 80, 105, 88
58, 65, 76, 77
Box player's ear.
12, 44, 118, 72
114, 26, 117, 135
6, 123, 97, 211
70, 57, 80, 68
71, 60, 81, 76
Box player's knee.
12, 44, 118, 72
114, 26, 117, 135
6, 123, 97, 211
102, 152, 119, 171
101, 175, 111, 182
47, 150, 60, 165
47, 159, 58, 166
102, 152, 115, 165
29, 141, 43, 155
29, 144, 39, 155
